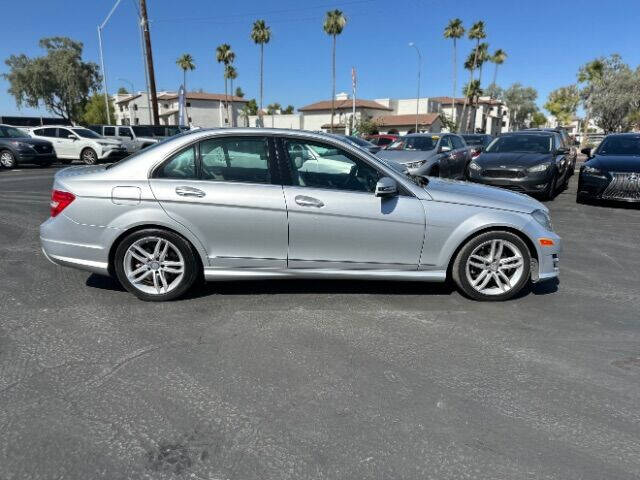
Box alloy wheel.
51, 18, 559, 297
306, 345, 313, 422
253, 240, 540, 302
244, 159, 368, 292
465, 239, 525, 296
0, 151, 15, 168
123, 236, 185, 295
82, 149, 97, 164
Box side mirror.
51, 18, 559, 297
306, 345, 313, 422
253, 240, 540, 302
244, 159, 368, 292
70, 135, 78, 141
580, 147, 592, 157
556, 147, 569, 155
439, 145, 452, 153
375, 177, 398, 198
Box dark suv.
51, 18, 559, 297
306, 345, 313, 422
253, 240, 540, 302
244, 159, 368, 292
0, 124, 56, 168
524, 128, 577, 175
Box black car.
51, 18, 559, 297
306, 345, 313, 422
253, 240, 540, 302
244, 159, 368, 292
0, 124, 56, 168
577, 133, 640, 203
467, 131, 571, 199
462, 134, 493, 159
524, 127, 577, 176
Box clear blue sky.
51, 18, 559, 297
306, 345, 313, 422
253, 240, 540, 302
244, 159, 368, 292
1, 0, 639, 117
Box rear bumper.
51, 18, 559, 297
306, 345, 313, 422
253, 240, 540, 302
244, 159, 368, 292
40, 214, 113, 276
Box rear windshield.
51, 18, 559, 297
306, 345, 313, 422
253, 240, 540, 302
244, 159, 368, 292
132, 126, 154, 137
485, 135, 553, 154
597, 136, 640, 156
463, 135, 490, 146
387, 136, 437, 151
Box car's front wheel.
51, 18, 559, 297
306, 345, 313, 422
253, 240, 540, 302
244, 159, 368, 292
114, 229, 199, 301
80, 148, 98, 165
452, 231, 531, 301
0, 150, 17, 168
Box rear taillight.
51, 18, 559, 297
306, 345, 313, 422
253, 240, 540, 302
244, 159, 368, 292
50, 190, 75, 217
471, 150, 481, 159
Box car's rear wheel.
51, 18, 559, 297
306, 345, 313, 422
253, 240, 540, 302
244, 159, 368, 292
0, 150, 17, 168
80, 148, 98, 165
114, 229, 199, 301
452, 231, 531, 301
542, 172, 558, 200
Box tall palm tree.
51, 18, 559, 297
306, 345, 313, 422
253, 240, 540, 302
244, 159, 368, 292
225, 65, 238, 127
323, 9, 347, 132
266, 102, 281, 127
176, 53, 195, 124
577, 59, 604, 146
464, 79, 483, 132
250, 19, 271, 125
216, 44, 235, 125
472, 42, 490, 128
460, 50, 479, 133
490, 49, 507, 95
458, 21, 486, 133
443, 18, 464, 130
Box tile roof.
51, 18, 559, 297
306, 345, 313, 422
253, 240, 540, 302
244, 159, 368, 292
299, 99, 392, 112
157, 92, 248, 102
373, 113, 440, 126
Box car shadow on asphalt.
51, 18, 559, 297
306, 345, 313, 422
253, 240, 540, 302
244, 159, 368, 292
85, 273, 559, 300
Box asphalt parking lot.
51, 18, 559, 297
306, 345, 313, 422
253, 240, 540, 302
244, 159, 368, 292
1, 164, 639, 480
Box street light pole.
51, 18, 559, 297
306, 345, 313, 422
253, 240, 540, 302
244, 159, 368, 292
409, 42, 422, 133
97, 0, 123, 125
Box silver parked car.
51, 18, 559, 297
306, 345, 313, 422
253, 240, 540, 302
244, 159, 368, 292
40, 129, 561, 302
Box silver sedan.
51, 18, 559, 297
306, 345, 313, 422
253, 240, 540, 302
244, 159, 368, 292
40, 128, 561, 301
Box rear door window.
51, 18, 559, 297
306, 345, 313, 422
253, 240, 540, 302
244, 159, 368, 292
103, 127, 115, 136
155, 146, 197, 179
450, 135, 464, 149
199, 136, 271, 184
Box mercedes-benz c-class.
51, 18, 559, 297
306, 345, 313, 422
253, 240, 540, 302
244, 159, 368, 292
41, 129, 561, 301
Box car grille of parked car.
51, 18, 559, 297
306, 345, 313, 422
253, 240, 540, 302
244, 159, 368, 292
601, 172, 640, 200
35, 144, 51, 153
482, 169, 525, 179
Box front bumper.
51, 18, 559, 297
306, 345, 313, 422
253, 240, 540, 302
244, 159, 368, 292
468, 169, 554, 194
578, 171, 640, 202
99, 148, 129, 160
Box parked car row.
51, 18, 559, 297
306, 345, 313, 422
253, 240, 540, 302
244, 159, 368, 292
0, 123, 188, 168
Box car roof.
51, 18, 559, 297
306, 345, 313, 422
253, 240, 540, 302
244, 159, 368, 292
501, 131, 555, 137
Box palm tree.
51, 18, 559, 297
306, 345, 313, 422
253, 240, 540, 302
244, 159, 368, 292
266, 102, 281, 127
577, 59, 604, 146
216, 43, 235, 125
489, 49, 507, 95
176, 53, 195, 123
458, 21, 486, 133
251, 20, 271, 126
464, 80, 483, 133
443, 18, 464, 129
460, 50, 480, 133
323, 9, 347, 132
472, 42, 490, 129
225, 65, 238, 127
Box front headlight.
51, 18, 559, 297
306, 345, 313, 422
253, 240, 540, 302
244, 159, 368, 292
468, 161, 482, 171
10, 141, 33, 150
527, 162, 551, 173
531, 209, 553, 231
405, 160, 426, 169
582, 165, 604, 176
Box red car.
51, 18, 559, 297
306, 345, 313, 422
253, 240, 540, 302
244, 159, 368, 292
366, 134, 399, 149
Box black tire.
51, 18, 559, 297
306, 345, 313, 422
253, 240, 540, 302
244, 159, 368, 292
0, 149, 17, 169
452, 230, 532, 301
114, 228, 199, 302
430, 165, 440, 178
542, 172, 558, 200
80, 148, 98, 165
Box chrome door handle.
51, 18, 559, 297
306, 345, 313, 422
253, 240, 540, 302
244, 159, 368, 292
175, 186, 206, 198
295, 195, 324, 208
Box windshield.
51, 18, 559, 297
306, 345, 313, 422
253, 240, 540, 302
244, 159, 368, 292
463, 135, 488, 146
597, 136, 640, 156
0, 126, 29, 138
132, 126, 154, 137
387, 136, 437, 151
72, 128, 102, 139
346, 136, 374, 147
485, 135, 553, 154
105, 131, 191, 169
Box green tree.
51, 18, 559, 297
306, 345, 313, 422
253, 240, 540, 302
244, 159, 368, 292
239, 98, 258, 126
323, 9, 347, 132
215, 43, 235, 125
544, 85, 580, 126
117, 86, 129, 95
530, 111, 547, 128
250, 19, 271, 124
353, 114, 380, 135
266, 102, 281, 127
176, 53, 195, 93
502, 83, 538, 130
577, 58, 605, 141
81, 93, 115, 125
485, 83, 503, 101
3, 36, 101, 122
489, 48, 507, 96
463, 79, 483, 132
444, 18, 465, 128
459, 21, 485, 133
235, 86, 245, 98
282, 105, 295, 114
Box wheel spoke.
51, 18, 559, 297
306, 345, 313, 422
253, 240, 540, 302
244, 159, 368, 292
163, 266, 184, 274
494, 241, 504, 261
162, 260, 182, 267
159, 270, 169, 291
498, 270, 512, 289
499, 256, 523, 269
153, 239, 163, 258
159, 241, 170, 261
131, 269, 152, 284
468, 259, 485, 269
152, 271, 161, 293
127, 265, 147, 280
472, 269, 489, 287
489, 240, 498, 261
133, 245, 152, 260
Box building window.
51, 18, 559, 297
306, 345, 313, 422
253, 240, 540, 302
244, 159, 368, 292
134, 118, 140, 125
119, 106, 123, 112
502, 121, 506, 127
188, 117, 192, 123
164, 103, 169, 109
186, 102, 191, 107
133, 104, 138, 111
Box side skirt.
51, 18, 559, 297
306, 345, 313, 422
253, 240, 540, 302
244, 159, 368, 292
203, 268, 447, 282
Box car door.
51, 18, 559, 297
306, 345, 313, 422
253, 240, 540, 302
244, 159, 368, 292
55, 128, 79, 159
148, 134, 288, 269
436, 136, 456, 178
279, 137, 426, 270
117, 127, 137, 152
32, 128, 59, 154
450, 134, 469, 178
